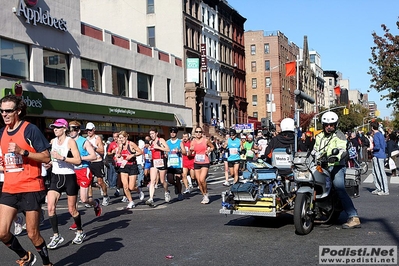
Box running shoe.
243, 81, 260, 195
127, 201, 135, 209
72, 231, 86, 245
139, 188, 145, 201
14, 216, 23, 236
16, 251, 36, 266
223, 181, 231, 187
201, 194, 210, 204
69, 223, 77, 230
47, 234, 64, 249
165, 191, 171, 203
121, 196, 128, 203
102, 196, 110, 206
183, 188, 191, 194
94, 199, 102, 217
84, 203, 91, 208
114, 189, 120, 197
177, 193, 184, 201
371, 189, 381, 195
145, 198, 155, 207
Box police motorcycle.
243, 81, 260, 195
292, 148, 344, 235
219, 147, 296, 219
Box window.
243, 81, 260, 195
252, 78, 257, 89
81, 58, 102, 92
253, 112, 258, 118
251, 61, 256, 72
329, 78, 332, 86
147, 26, 155, 47
265, 77, 271, 87
202, 7, 205, 22
264, 43, 270, 54
112, 67, 128, 96
0, 38, 29, 79
250, 44, 256, 55
252, 95, 257, 106
329, 90, 333, 97
43, 50, 69, 86
265, 60, 270, 71
137, 72, 153, 100
147, 0, 154, 14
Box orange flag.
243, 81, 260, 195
285, 61, 296, 77
334, 85, 341, 96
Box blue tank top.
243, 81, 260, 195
227, 138, 241, 161
143, 147, 152, 163
75, 136, 90, 169
167, 138, 182, 168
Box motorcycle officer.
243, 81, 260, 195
313, 111, 361, 229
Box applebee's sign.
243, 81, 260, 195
15, 0, 67, 32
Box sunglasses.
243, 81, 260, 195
53, 126, 64, 129
0, 108, 16, 114
69, 127, 80, 132
324, 123, 335, 127
195, 131, 202, 133
170, 131, 177, 133
86, 129, 94, 131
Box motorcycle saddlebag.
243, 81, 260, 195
345, 168, 361, 198
253, 168, 278, 181
230, 182, 257, 201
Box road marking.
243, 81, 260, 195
363, 174, 373, 183
363, 173, 399, 184
390, 175, 399, 184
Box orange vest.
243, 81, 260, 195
1, 121, 45, 193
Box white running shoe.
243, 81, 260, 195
165, 191, 171, 203
127, 201, 135, 209
102, 196, 110, 206
72, 231, 86, 245
47, 234, 64, 249
121, 196, 128, 203
139, 188, 145, 201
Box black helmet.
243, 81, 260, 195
229, 128, 237, 135
169, 127, 178, 133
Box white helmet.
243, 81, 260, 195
321, 111, 339, 124
280, 118, 295, 132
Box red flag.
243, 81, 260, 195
334, 85, 341, 96
285, 62, 296, 77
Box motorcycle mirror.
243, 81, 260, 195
286, 147, 292, 154
331, 148, 339, 155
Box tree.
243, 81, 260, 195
368, 18, 399, 111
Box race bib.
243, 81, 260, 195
153, 158, 165, 168
229, 148, 238, 155
246, 150, 254, 157
168, 154, 180, 167
195, 154, 206, 163
4, 152, 24, 172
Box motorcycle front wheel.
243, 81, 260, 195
294, 193, 314, 235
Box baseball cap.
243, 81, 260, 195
241, 135, 246, 139
50, 118, 68, 128
247, 134, 253, 139
85, 122, 95, 130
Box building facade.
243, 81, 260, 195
0, 0, 191, 138
244, 30, 299, 129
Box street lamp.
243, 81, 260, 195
268, 65, 279, 124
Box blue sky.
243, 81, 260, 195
228, 0, 399, 119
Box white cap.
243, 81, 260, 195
86, 122, 95, 130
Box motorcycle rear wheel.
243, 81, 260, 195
294, 193, 314, 235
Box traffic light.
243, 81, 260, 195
261, 117, 270, 128
343, 108, 349, 115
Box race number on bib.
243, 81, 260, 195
229, 148, 238, 155
168, 155, 180, 167
195, 154, 206, 163
4, 152, 24, 172
153, 158, 165, 168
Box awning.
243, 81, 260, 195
174, 113, 187, 127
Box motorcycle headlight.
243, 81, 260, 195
295, 170, 310, 181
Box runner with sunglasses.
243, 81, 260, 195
190, 127, 214, 204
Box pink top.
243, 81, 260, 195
192, 138, 210, 164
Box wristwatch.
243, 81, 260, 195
23, 150, 29, 157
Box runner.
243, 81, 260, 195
0, 94, 53, 265
113, 131, 144, 209
145, 128, 170, 207
86, 122, 110, 206
190, 126, 214, 204
67, 121, 101, 232
182, 132, 195, 193
166, 127, 186, 201
46, 119, 85, 249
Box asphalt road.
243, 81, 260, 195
2, 163, 399, 266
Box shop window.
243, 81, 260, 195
137, 72, 153, 100
81, 58, 102, 92
112, 66, 128, 97
0, 38, 29, 80
44, 50, 69, 86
